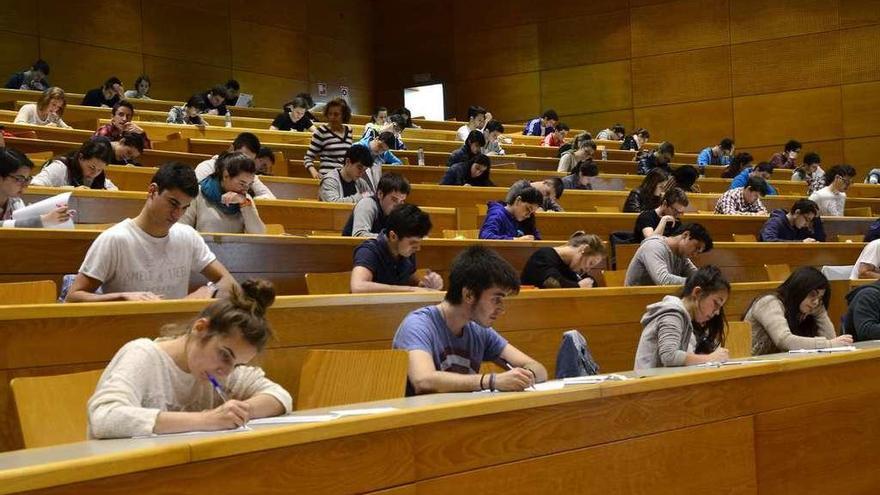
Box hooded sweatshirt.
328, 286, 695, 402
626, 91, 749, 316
634, 295, 695, 370
843, 282, 880, 341
479, 201, 542, 240
759, 209, 826, 242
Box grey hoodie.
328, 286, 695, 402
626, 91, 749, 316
844, 282, 880, 341
634, 295, 695, 370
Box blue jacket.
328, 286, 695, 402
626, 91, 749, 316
522, 118, 553, 136
866, 219, 880, 242
356, 135, 401, 165
730, 167, 778, 195
479, 201, 542, 240
697, 147, 722, 166
759, 209, 826, 242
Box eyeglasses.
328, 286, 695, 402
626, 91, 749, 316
9, 174, 32, 184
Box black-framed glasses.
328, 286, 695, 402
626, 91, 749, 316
9, 174, 32, 184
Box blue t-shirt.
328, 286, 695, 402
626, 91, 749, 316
730, 168, 778, 195
352, 232, 416, 286
392, 305, 508, 394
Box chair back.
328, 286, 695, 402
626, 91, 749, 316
305, 271, 351, 295
732, 234, 757, 242
296, 350, 409, 410
837, 234, 864, 242
442, 229, 480, 239
264, 224, 285, 235
11, 369, 104, 448
764, 263, 791, 281
0, 280, 56, 305
602, 269, 628, 287
726, 321, 752, 359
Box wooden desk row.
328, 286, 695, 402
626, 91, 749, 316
0, 281, 782, 452
1, 303, 878, 494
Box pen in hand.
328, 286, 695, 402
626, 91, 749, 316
208, 374, 229, 402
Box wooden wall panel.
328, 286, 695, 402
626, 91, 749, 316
451, 0, 548, 31
39, 38, 144, 95
308, 35, 372, 91
840, 25, 880, 84
537, 10, 631, 71
307, 0, 371, 40
0, 1, 37, 34
541, 61, 632, 115
842, 82, 880, 139
231, 71, 309, 110
373, 35, 455, 93
0, 32, 39, 82
630, 0, 730, 57
455, 24, 539, 81
631, 46, 732, 107
733, 87, 843, 147
730, 0, 840, 43
230, 21, 309, 81
844, 137, 880, 178
731, 32, 841, 96
455, 73, 540, 123
839, 0, 880, 27
228, 0, 304, 30
37, 0, 143, 53
634, 99, 734, 152
141, 1, 231, 68
560, 110, 636, 137
142, 56, 231, 102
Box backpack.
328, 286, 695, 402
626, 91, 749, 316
555, 330, 600, 378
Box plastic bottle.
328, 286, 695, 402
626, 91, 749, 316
225, 111, 232, 128
417, 148, 425, 166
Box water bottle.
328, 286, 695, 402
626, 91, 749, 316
417, 148, 425, 166
224, 111, 232, 128
599, 146, 607, 161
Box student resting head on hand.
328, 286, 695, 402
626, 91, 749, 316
521, 231, 606, 288
634, 265, 731, 370
88, 278, 292, 438
745, 267, 851, 355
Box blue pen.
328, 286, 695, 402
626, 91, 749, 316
207, 374, 229, 402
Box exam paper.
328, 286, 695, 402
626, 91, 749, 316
328, 407, 397, 417
12, 191, 73, 228
790, 346, 858, 354
249, 415, 336, 425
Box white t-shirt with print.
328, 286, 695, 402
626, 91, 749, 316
78, 218, 216, 299
852, 239, 880, 279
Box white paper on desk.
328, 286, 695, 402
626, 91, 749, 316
563, 374, 629, 384
697, 358, 783, 368
137, 425, 251, 438
790, 346, 858, 354
12, 191, 73, 228
234, 93, 253, 107
328, 407, 397, 417
525, 381, 566, 392
249, 415, 337, 425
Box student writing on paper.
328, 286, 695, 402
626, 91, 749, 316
88, 279, 292, 439
65, 163, 237, 302
0, 148, 72, 228
31, 137, 117, 190
744, 267, 852, 355
634, 266, 731, 370
392, 246, 547, 395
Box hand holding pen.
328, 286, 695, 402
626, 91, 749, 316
205, 374, 251, 429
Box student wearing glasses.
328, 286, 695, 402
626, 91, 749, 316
809, 165, 857, 217
0, 148, 72, 228
179, 152, 266, 234
633, 187, 689, 243
88, 278, 292, 438
65, 163, 237, 302
479, 186, 543, 240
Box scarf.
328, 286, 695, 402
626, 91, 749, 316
200, 177, 240, 215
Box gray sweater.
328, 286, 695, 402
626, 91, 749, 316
624, 236, 698, 286
634, 295, 695, 370
318, 169, 374, 203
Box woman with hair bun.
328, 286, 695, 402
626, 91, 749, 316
88, 279, 292, 438
520, 231, 606, 288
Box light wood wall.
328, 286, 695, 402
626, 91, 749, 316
374, 0, 880, 177
0, 0, 373, 112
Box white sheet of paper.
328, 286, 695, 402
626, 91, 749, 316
525, 381, 566, 392
328, 407, 397, 417
12, 191, 73, 228
563, 374, 629, 384
249, 415, 336, 425
234, 93, 253, 107
697, 358, 784, 368
790, 346, 857, 354
137, 425, 251, 438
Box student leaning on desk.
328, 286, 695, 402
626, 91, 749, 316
87, 279, 292, 438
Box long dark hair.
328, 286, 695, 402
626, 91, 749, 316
461, 153, 492, 186
56, 138, 113, 189
681, 265, 730, 353
746, 266, 830, 338
636, 167, 669, 207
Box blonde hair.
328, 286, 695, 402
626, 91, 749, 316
161, 279, 276, 352
37, 87, 66, 117
567, 231, 606, 255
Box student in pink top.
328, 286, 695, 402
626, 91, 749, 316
541, 123, 569, 147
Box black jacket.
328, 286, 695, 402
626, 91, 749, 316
844, 282, 880, 341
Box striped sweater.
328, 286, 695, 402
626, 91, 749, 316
304, 124, 354, 173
